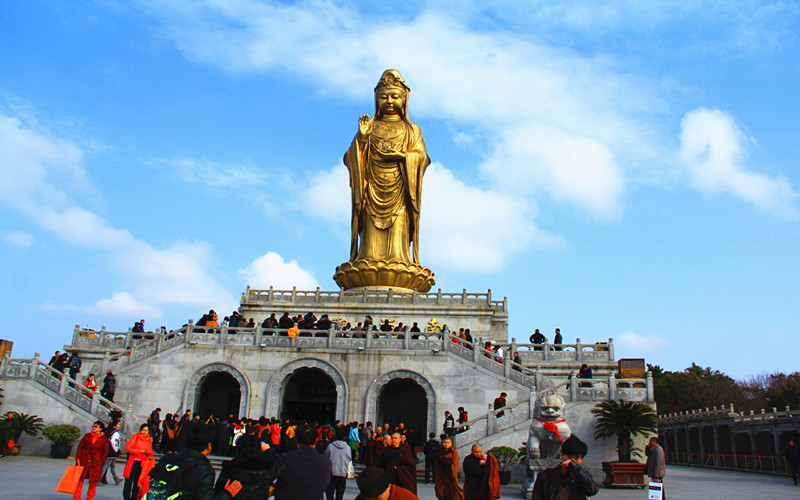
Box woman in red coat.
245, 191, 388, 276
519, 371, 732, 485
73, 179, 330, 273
74, 420, 110, 500
123, 424, 153, 500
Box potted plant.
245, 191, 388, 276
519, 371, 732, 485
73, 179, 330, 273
42, 424, 82, 458
0, 412, 44, 456
487, 445, 523, 485
591, 400, 658, 488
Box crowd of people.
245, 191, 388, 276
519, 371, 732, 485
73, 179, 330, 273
64, 409, 517, 500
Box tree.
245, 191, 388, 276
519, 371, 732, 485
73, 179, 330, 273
592, 401, 659, 462
649, 363, 751, 414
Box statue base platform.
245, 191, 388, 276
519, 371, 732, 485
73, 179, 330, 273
333, 259, 435, 292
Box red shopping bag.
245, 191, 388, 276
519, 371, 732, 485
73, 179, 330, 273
56, 464, 84, 494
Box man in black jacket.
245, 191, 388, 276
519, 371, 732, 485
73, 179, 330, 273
422, 433, 440, 484
168, 425, 242, 499
273, 424, 332, 500
531, 435, 599, 500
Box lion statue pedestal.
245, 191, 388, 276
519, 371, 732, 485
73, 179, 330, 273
521, 393, 572, 498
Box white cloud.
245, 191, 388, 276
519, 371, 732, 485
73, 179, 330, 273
151, 157, 267, 188
239, 251, 319, 290
304, 164, 350, 223
134, 2, 665, 224
680, 108, 797, 215
480, 124, 625, 218
421, 163, 562, 272
0, 107, 237, 318
4, 231, 35, 247
616, 331, 668, 355
85, 292, 162, 318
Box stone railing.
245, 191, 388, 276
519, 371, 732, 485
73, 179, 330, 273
508, 338, 615, 364
660, 404, 800, 424
0, 354, 128, 432
241, 286, 507, 311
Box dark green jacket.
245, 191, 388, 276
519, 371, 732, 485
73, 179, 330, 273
170, 448, 232, 500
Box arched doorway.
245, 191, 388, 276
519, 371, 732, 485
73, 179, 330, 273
377, 379, 427, 448
197, 371, 241, 419
282, 368, 337, 424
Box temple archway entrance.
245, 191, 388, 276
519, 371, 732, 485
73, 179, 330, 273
281, 368, 337, 424
197, 371, 241, 419
377, 378, 428, 448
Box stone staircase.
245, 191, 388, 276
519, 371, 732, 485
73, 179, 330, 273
0, 355, 129, 432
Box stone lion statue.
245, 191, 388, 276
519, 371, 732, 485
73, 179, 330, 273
527, 392, 571, 461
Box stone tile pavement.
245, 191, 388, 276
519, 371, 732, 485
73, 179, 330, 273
0, 457, 798, 499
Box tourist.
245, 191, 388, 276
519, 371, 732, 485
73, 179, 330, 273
578, 364, 593, 387
434, 436, 463, 500
148, 408, 161, 446
553, 328, 563, 350
273, 424, 331, 500
214, 433, 284, 500
324, 426, 353, 500
512, 352, 522, 371
529, 329, 546, 351
493, 393, 507, 418
83, 373, 97, 395
67, 352, 82, 381
457, 407, 469, 428
355, 467, 419, 500
462, 443, 501, 500
348, 421, 361, 456
423, 432, 440, 484
380, 319, 393, 332
360, 422, 374, 462
100, 370, 116, 402
443, 411, 455, 437
123, 424, 153, 500
158, 424, 242, 498
378, 432, 417, 495
99, 419, 123, 486
73, 420, 110, 500
530, 435, 599, 500
132, 319, 145, 333
464, 329, 473, 349
645, 437, 666, 491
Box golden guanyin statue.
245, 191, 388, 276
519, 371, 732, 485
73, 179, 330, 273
334, 70, 435, 292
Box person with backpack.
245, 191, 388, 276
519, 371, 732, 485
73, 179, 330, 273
100, 420, 123, 486
67, 352, 82, 382
150, 424, 242, 499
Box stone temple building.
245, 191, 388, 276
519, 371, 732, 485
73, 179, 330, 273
1, 284, 654, 480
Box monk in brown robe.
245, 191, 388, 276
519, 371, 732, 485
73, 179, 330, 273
378, 432, 417, 495
434, 437, 464, 500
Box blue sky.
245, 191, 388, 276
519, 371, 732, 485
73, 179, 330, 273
1, 1, 798, 381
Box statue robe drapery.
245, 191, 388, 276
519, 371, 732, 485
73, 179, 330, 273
344, 116, 429, 264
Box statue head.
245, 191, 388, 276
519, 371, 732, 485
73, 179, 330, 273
374, 69, 409, 119
534, 393, 566, 421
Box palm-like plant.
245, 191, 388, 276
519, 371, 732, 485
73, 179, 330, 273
592, 400, 658, 463
2, 412, 45, 442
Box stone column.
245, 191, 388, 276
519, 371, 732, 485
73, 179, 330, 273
473, 336, 481, 364
488, 403, 496, 434
712, 424, 721, 467
608, 338, 614, 360
29, 352, 40, 379
646, 371, 654, 402
255, 324, 263, 346
608, 373, 616, 401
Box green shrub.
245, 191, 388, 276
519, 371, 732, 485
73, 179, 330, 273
42, 424, 82, 445
487, 445, 523, 471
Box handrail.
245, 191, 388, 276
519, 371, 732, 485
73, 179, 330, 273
0, 356, 128, 432
240, 286, 507, 310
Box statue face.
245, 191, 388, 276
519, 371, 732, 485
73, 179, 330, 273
376, 87, 405, 116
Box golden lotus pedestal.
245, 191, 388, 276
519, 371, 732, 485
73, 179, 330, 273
334, 259, 435, 292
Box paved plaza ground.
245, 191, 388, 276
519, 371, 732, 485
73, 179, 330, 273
0, 457, 797, 500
